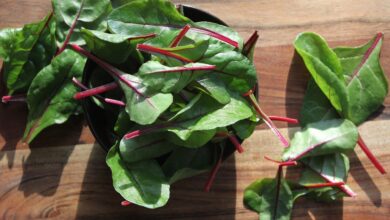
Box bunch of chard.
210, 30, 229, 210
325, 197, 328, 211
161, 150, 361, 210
0, 0, 293, 208
244, 32, 388, 220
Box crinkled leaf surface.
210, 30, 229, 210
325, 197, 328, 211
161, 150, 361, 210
106, 146, 170, 208
23, 49, 86, 143
282, 119, 358, 161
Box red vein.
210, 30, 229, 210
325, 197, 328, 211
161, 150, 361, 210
264, 156, 297, 167
137, 44, 193, 63
170, 25, 191, 47
244, 90, 289, 147
37, 12, 53, 37
348, 32, 383, 85
74, 82, 118, 100
242, 31, 259, 56
149, 64, 215, 74
57, 3, 84, 55
104, 98, 125, 107
70, 44, 144, 97
204, 149, 223, 192
216, 132, 244, 153
124, 123, 172, 139
269, 116, 299, 124
358, 134, 386, 174
2, 94, 26, 103
191, 27, 239, 48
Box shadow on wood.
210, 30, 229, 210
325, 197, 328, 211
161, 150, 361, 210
75, 145, 238, 220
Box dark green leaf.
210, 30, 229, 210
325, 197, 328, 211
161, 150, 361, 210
282, 119, 358, 161
166, 129, 217, 148
114, 109, 134, 137
23, 49, 86, 143
232, 116, 259, 140
191, 74, 231, 104
53, 0, 112, 45
106, 146, 170, 208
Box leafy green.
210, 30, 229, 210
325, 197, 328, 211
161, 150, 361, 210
53, 0, 112, 46
23, 49, 86, 143
1, 14, 56, 94
282, 119, 358, 161
106, 146, 170, 208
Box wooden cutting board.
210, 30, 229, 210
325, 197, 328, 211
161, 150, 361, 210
1, 0, 390, 219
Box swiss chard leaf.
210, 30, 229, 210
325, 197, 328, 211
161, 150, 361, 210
1, 14, 56, 94
190, 74, 231, 104
23, 49, 86, 143
166, 92, 253, 140
333, 33, 388, 125
119, 132, 177, 163
232, 116, 260, 140
244, 178, 297, 220
137, 60, 215, 93
53, 0, 112, 46
282, 119, 358, 161
162, 143, 218, 184
166, 129, 217, 148
106, 146, 170, 208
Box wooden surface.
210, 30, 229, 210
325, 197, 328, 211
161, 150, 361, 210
1, 0, 390, 219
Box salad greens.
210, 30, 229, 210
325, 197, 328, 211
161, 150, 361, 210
1, 0, 294, 209
244, 32, 388, 219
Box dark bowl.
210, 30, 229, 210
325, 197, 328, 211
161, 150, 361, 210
81, 5, 256, 160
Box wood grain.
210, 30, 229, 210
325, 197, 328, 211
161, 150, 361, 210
0, 0, 390, 219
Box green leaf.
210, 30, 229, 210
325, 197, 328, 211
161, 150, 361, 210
119, 132, 177, 163
118, 74, 173, 125
138, 60, 215, 93
232, 116, 259, 140
23, 49, 86, 143
300, 79, 339, 127
299, 153, 352, 201
162, 143, 218, 183
166, 92, 253, 140
107, 0, 192, 37
166, 129, 217, 148
53, 0, 112, 45
243, 178, 296, 220
1, 14, 56, 93
114, 109, 135, 137
191, 74, 231, 104
168, 93, 202, 121
111, 0, 136, 8
106, 146, 170, 209
294, 32, 348, 114
333, 33, 388, 125
282, 119, 358, 161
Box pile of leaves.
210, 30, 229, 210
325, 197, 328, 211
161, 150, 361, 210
0, 0, 296, 208
244, 32, 388, 219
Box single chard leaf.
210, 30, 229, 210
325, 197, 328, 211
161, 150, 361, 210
106, 146, 170, 209
282, 119, 358, 161
119, 132, 177, 163
300, 153, 355, 198
118, 74, 173, 125
191, 74, 231, 104
300, 79, 339, 127
232, 116, 259, 140
1, 14, 56, 94
167, 92, 253, 140
168, 93, 202, 121
53, 0, 111, 47
137, 60, 215, 93
162, 143, 218, 184
114, 109, 134, 137
294, 32, 348, 114
23, 49, 86, 143
333, 33, 388, 125
166, 129, 217, 148
244, 178, 297, 220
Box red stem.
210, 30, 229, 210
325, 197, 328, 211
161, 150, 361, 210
70, 44, 144, 97
137, 44, 193, 63
170, 25, 191, 47
304, 182, 345, 189
128, 33, 156, 41
191, 27, 239, 48
104, 98, 125, 107
204, 150, 223, 192
215, 132, 244, 153
244, 90, 289, 147
74, 82, 118, 100
268, 116, 299, 124
358, 134, 386, 174
121, 201, 132, 206
264, 156, 297, 167
242, 31, 259, 56
124, 123, 172, 139
2, 94, 27, 103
